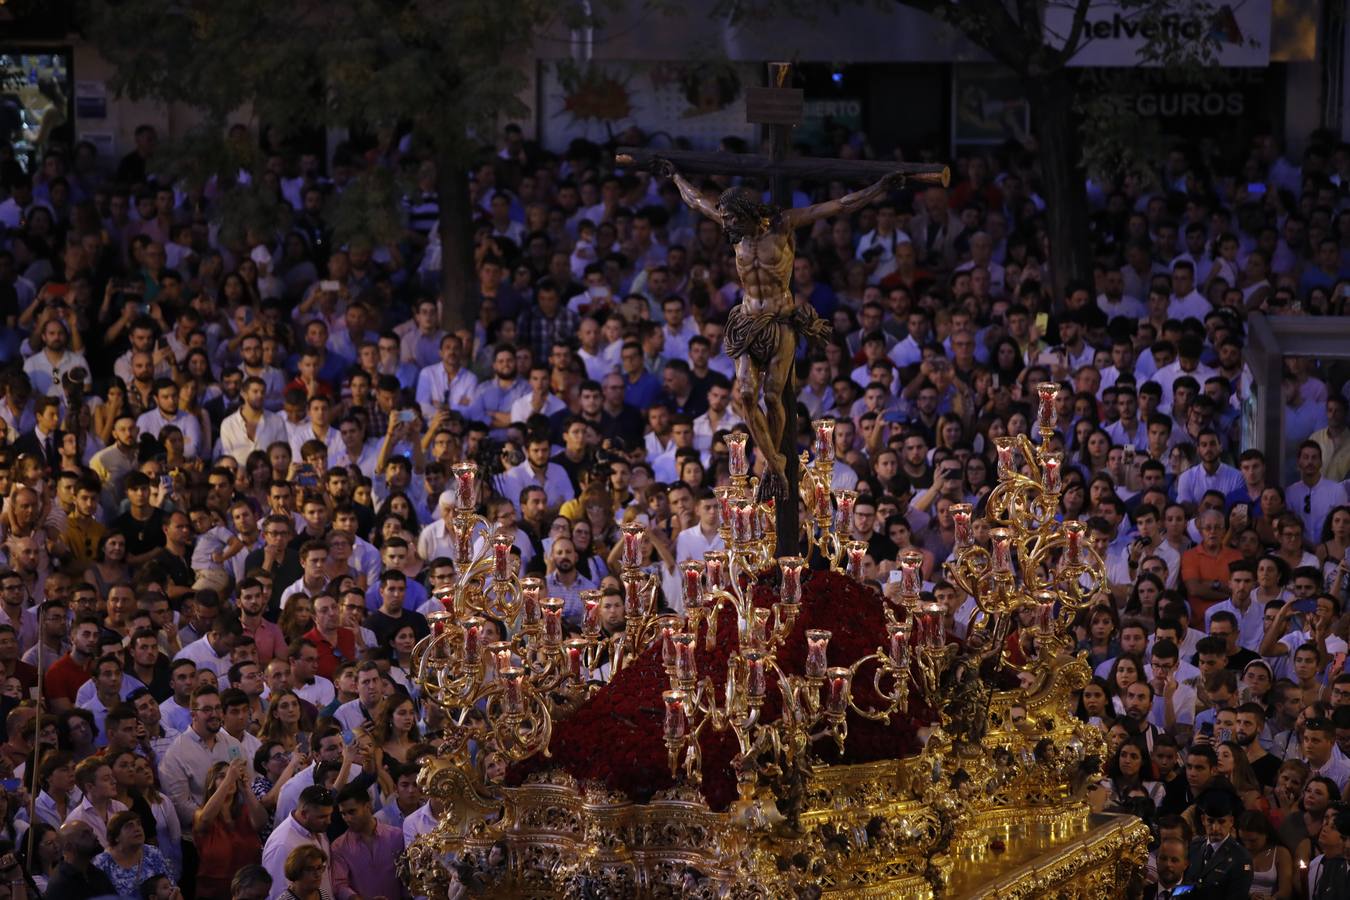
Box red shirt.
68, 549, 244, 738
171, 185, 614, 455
303, 626, 357, 681
45, 653, 93, 705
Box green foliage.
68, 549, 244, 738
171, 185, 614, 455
213, 179, 287, 251
81, 0, 548, 153
1075, 89, 1169, 188
327, 168, 407, 248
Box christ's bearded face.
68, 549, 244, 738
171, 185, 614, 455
717, 189, 772, 241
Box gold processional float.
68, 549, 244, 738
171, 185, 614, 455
398, 383, 1151, 898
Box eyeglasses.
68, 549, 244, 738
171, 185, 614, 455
270, 752, 290, 761
193, 706, 222, 715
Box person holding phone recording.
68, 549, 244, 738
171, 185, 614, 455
1259, 594, 1347, 683
157, 685, 245, 832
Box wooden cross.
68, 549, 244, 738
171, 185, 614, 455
618, 62, 949, 556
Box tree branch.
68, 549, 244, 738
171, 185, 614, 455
1051, 0, 1095, 67
891, 0, 1040, 76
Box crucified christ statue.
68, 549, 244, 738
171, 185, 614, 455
656, 159, 905, 496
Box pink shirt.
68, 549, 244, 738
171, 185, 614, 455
331, 822, 406, 900
242, 617, 287, 666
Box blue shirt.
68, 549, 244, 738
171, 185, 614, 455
365, 576, 427, 612
1224, 486, 1265, 519
623, 370, 663, 409
1175, 462, 1243, 507
803, 282, 838, 319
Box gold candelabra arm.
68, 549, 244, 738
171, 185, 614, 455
840, 651, 909, 724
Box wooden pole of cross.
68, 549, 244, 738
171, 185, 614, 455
617, 63, 949, 556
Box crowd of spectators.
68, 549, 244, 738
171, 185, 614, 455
2, 111, 1350, 898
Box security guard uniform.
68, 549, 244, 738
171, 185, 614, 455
1182, 835, 1252, 899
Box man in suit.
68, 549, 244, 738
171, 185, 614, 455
1182, 788, 1252, 898
13, 395, 64, 471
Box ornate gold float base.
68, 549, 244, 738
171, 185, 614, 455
403, 757, 1149, 899
941, 813, 1149, 900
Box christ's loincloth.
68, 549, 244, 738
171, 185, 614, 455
724, 303, 831, 367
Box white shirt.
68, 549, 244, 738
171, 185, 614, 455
174, 636, 234, 684
328, 438, 381, 479
333, 699, 373, 738
75, 674, 142, 709
136, 408, 203, 458
159, 696, 192, 734
886, 335, 923, 372
1304, 753, 1350, 792
219, 407, 289, 466
402, 802, 438, 846
1139, 539, 1182, 589
1286, 477, 1348, 540
292, 674, 336, 708
652, 446, 710, 484
1175, 462, 1243, 507
495, 460, 573, 510
855, 228, 909, 283
661, 319, 701, 362
508, 391, 566, 424
578, 347, 618, 381
1203, 597, 1268, 652
1277, 628, 1349, 659
159, 727, 244, 828
262, 814, 333, 900
1151, 361, 1217, 410
1105, 418, 1147, 451
414, 363, 478, 419
23, 349, 91, 397
692, 409, 744, 451
67, 797, 129, 849
274, 760, 366, 824
416, 518, 455, 563
1168, 290, 1212, 322
1147, 679, 1196, 730
288, 422, 341, 463
33, 787, 83, 828
675, 525, 724, 564
1097, 294, 1147, 321
279, 577, 326, 612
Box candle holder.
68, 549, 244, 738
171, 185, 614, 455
726, 432, 749, 478
451, 461, 477, 511
401, 381, 1128, 900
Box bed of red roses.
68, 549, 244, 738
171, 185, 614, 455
508, 570, 930, 811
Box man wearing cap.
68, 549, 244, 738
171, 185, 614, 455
1182, 789, 1252, 898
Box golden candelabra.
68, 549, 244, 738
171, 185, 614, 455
940, 382, 1108, 710
400, 384, 1147, 899
410, 461, 718, 773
